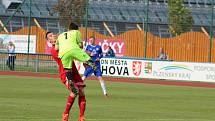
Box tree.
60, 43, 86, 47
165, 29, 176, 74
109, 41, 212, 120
53, 0, 86, 28
168, 0, 194, 36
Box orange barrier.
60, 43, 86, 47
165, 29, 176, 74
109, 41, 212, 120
1, 26, 214, 62
80, 28, 215, 62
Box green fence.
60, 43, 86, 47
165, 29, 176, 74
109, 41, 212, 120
0, 52, 58, 73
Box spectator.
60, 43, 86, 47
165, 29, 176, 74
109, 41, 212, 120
105, 46, 115, 57
6, 41, 16, 70
158, 47, 168, 60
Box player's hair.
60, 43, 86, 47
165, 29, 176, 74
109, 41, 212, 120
89, 36, 95, 39
45, 31, 52, 39
68, 22, 79, 30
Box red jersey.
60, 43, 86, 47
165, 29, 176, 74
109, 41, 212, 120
51, 46, 84, 85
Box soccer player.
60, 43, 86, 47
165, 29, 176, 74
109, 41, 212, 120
55, 22, 95, 95
46, 32, 86, 121
82, 36, 108, 97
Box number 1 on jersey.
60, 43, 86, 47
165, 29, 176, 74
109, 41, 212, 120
64, 33, 68, 39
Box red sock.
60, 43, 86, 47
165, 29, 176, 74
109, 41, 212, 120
78, 96, 86, 117
64, 95, 75, 114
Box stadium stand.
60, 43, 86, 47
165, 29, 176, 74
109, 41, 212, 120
0, 0, 214, 37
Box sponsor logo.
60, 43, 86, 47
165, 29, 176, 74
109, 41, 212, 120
132, 61, 142, 76
145, 62, 152, 74
159, 65, 192, 71
153, 64, 192, 80
101, 59, 129, 76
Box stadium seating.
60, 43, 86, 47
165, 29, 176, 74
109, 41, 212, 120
0, 0, 214, 37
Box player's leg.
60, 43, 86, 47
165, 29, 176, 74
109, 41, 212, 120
97, 76, 108, 97
6, 57, 9, 66
84, 59, 96, 70
71, 61, 84, 85
71, 60, 87, 89
81, 67, 90, 81
58, 60, 79, 92
94, 65, 108, 97
78, 86, 86, 121
60, 70, 79, 92
71, 49, 96, 70
81, 76, 86, 82
12, 56, 15, 70
8, 56, 12, 70
65, 69, 78, 95
62, 92, 76, 121
70, 61, 86, 121
82, 67, 93, 81
62, 61, 85, 121
61, 53, 78, 95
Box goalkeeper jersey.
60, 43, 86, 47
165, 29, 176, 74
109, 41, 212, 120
56, 30, 82, 58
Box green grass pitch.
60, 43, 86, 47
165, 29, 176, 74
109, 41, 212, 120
0, 75, 215, 121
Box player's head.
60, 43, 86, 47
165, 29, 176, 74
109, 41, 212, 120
88, 36, 95, 45
8, 41, 14, 46
160, 47, 164, 53
108, 46, 112, 50
9, 41, 12, 44
45, 31, 56, 45
68, 22, 79, 30
45, 31, 52, 40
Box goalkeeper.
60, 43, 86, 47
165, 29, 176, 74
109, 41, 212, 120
46, 32, 86, 121
55, 22, 95, 95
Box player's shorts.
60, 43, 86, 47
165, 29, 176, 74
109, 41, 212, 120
61, 49, 91, 69
83, 62, 102, 77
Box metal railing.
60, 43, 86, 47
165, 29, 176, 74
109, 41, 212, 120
0, 52, 58, 73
